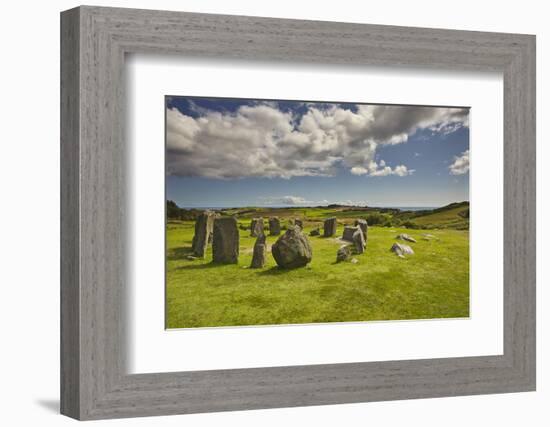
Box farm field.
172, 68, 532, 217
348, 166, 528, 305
166, 206, 470, 329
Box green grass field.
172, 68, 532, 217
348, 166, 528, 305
408, 205, 469, 229
166, 211, 470, 329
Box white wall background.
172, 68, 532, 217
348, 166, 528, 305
0, 0, 546, 425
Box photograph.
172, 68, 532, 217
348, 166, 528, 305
165, 96, 470, 329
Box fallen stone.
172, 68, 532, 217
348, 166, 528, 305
309, 228, 321, 236
271, 226, 312, 269
351, 258, 359, 264
191, 211, 215, 258
352, 228, 366, 254
336, 245, 352, 262
212, 217, 239, 264
391, 242, 414, 258
421, 233, 438, 241
250, 234, 267, 268
250, 218, 264, 237
269, 217, 281, 236
396, 233, 417, 243
323, 217, 337, 237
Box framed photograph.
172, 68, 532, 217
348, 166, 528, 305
61, 6, 536, 420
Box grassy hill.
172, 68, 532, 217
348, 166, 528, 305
167, 223, 469, 328
405, 202, 469, 230
166, 201, 470, 329
207, 201, 470, 230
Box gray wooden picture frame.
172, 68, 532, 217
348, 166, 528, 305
60, 5, 536, 420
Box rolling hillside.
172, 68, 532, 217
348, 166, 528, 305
167, 201, 470, 230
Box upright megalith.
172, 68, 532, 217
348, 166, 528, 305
250, 217, 264, 237
272, 226, 312, 269
323, 217, 337, 237
355, 219, 368, 238
294, 218, 303, 229
269, 217, 281, 236
352, 228, 366, 254
191, 211, 215, 257
250, 234, 267, 269
342, 226, 359, 242
212, 217, 239, 264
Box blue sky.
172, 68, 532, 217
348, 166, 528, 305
166, 96, 469, 208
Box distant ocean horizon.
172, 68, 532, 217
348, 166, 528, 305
175, 205, 442, 211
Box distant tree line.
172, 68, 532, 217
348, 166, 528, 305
167, 200, 201, 221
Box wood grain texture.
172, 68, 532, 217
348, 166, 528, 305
60, 7, 80, 419
60, 6, 536, 420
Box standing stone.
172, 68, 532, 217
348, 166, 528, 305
294, 218, 303, 229
323, 217, 337, 237
355, 219, 368, 237
271, 226, 313, 269
336, 245, 352, 262
191, 211, 215, 258
250, 234, 267, 268
352, 228, 366, 254
212, 217, 239, 264
250, 217, 264, 237
269, 217, 281, 236
342, 226, 359, 242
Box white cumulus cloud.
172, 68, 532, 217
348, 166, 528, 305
167, 102, 468, 179
350, 160, 413, 177
280, 196, 308, 205
449, 150, 470, 175
259, 195, 329, 206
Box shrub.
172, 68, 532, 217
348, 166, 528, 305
458, 208, 470, 219
365, 212, 389, 226
402, 220, 419, 229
